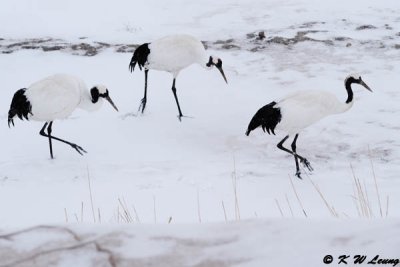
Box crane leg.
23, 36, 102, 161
277, 135, 313, 179
138, 69, 149, 113
39, 121, 87, 158
291, 134, 301, 178
40, 122, 53, 159
277, 135, 301, 178
171, 78, 184, 121
291, 134, 313, 173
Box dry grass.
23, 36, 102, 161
153, 196, 157, 224
351, 163, 373, 218
232, 154, 241, 221
369, 146, 383, 217
64, 151, 391, 223
87, 166, 96, 223
197, 189, 202, 223
98, 208, 102, 223
64, 208, 68, 223
222, 201, 228, 222
118, 198, 134, 223
288, 175, 308, 218
285, 194, 294, 218
132, 204, 141, 223
385, 196, 389, 217
81, 202, 84, 222
274, 151, 390, 219
307, 177, 338, 218
275, 199, 284, 217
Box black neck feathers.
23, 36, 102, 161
91, 87, 100, 103
345, 77, 355, 104
206, 56, 222, 68
206, 56, 213, 67
8, 88, 32, 127
91, 88, 109, 103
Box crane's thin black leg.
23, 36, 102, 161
277, 135, 300, 177
138, 69, 149, 113
277, 135, 312, 179
277, 135, 294, 156
291, 134, 313, 173
40, 122, 53, 159
291, 134, 301, 178
47, 121, 54, 159
39, 121, 87, 157
171, 78, 184, 121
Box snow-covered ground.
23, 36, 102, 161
1, 220, 400, 267
1, 0, 400, 265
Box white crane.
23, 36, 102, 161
8, 74, 119, 159
245, 74, 372, 179
129, 34, 228, 120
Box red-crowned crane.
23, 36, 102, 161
129, 34, 228, 121
8, 74, 119, 159
246, 74, 372, 179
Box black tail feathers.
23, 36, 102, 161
246, 101, 281, 136
129, 43, 150, 72
8, 88, 32, 127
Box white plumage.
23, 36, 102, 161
146, 35, 210, 77
129, 34, 228, 120
26, 74, 86, 121
8, 74, 118, 159
275, 89, 353, 135
246, 74, 372, 178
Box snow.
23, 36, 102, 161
0, 0, 400, 264
1, 220, 399, 266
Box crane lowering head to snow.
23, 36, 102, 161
8, 74, 118, 159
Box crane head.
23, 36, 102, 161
206, 56, 228, 84
346, 74, 372, 92
91, 85, 119, 111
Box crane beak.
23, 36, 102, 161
105, 95, 119, 111
216, 66, 228, 84
360, 80, 372, 92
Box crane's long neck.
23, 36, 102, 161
336, 79, 354, 113
78, 85, 103, 112
199, 52, 211, 69
345, 79, 354, 104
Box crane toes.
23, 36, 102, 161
295, 171, 303, 179
300, 158, 313, 172
176, 114, 194, 122
137, 98, 147, 114
70, 144, 87, 155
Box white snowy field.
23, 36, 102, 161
0, 0, 400, 265
1, 220, 399, 267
